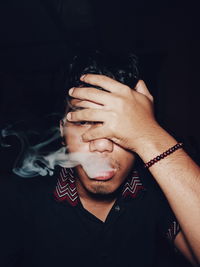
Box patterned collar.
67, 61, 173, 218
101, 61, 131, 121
54, 168, 145, 206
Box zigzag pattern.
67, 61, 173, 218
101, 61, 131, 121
122, 172, 145, 198
54, 168, 145, 206
166, 221, 180, 241
54, 168, 79, 206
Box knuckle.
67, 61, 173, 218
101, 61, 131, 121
110, 110, 118, 121
149, 95, 154, 101
138, 79, 145, 86
123, 84, 130, 91
135, 79, 145, 90
114, 96, 125, 109
116, 83, 131, 96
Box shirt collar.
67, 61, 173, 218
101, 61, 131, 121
53, 168, 145, 206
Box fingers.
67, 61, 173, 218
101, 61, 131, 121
70, 99, 103, 110
80, 74, 130, 94
135, 80, 154, 102
69, 87, 112, 105
67, 109, 109, 122
82, 125, 108, 142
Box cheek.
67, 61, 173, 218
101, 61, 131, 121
64, 127, 89, 153
116, 147, 135, 169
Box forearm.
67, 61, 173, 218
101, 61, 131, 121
135, 125, 200, 261
70, 74, 200, 259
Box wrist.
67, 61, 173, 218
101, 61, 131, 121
144, 142, 183, 168
133, 124, 178, 163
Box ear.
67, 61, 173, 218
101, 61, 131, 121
60, 119, 67, 146
59, 119, 64, 137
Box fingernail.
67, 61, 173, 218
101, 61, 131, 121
66, 112, 72, 120
69, 87, 74, 96
80, 74, 86, 81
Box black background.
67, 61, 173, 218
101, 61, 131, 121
0, 0, 199, 169
0, 1, 199, 266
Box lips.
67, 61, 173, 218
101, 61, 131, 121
91, 170, 116, 181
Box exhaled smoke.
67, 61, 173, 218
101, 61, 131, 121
1, 126, 115, 178
45, 150, 115, 178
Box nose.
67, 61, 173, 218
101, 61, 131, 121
89, 138, 114, 153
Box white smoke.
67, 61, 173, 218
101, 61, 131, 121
1, 126, 115, 178
44, 149, 115, 178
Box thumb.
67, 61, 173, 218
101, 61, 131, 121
135, 80, 154, 102
82, 126, 108, 142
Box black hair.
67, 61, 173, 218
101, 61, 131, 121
57, 50, 139, 117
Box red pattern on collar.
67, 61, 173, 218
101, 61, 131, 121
54, 168, 145, 206
54, 168, 79, 206
122, 170, 145, 199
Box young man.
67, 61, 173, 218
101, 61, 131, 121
0, 52, 199, 267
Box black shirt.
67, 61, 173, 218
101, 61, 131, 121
0, 167, 187, 267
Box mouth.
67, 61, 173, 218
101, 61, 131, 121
90, 170, 116, 181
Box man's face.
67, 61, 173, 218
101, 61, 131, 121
60, 120, 135, 197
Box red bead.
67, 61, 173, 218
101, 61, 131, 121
144, 142, 183, 169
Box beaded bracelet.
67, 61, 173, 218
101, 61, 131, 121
144, 142, 183, 168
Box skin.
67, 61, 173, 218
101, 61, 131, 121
60, 120, 135, 198
64, 74, 200, 265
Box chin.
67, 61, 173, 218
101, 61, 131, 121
86, 180, 122, 197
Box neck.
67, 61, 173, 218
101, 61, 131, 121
76, 180, 118, 203
76, 180, 117, 222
